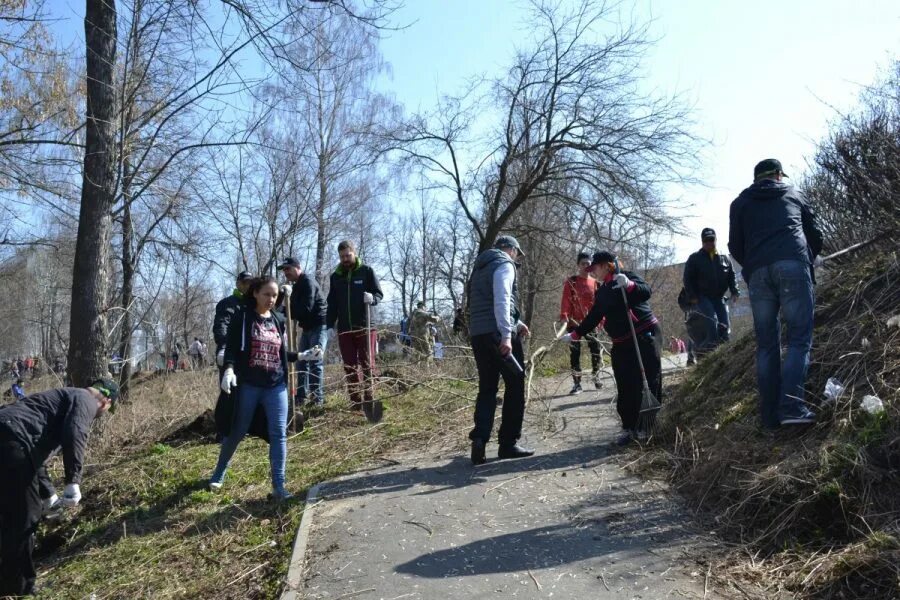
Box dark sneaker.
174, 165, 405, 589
615, 430, 635, 446
269, 489, 294, 502
497, 444, 535, 460
686, 358, 696, 366
471, 439, 486, 465
569, 383, 583, 395
780, 411, 816, 426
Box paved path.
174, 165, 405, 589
298, 357, 728, 599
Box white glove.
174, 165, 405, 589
613, 273, 631, 289
558, 332, 574, 343
216, 348, 225, 367
220, 367, 237, 394
296, 346, 323, 361
813, 255, 825, 267
281, 284, 293, 297
43, 494, 60, 512
362, 292, 374, 305
61, 484, 81, 508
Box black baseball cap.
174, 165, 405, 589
278, 258, 301, 269
91, 378, 120, 404
494, 235, 524, 257
754, 158, 788, 180
591, 250, 617, 266
236, 271, 253, 281
701, 228, 716, 240
577, 251, 591, 263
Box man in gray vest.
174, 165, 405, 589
467, 235, 534, 465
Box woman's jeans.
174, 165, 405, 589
299, 326, 328, 403
748, 260, 815, 428
211, 383, 288, 492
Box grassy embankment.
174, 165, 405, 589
32, 352, 483, 599
637, 254, 900, 599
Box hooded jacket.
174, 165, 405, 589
728, 180, 823, 282
287, 272, 327, 330
574, 271, 658, 344
326, 257, 384, 333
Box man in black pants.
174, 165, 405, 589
467, 235, 534, 465
0, 379, 118, 596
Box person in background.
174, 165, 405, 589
561, 251, 662, 446
0, 378, 118, 596
559, 251, 603, 394
409, 301, 440, 365
467, 235, 534, 465
11, 379, 25, 401
210, 276, 321, 500
682, 227, 740, 358
325, 240, 384, 414
278, 258, 328, 408
729, 158, 823, 428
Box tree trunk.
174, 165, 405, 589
118, 198, 134, 398
314, 169, 328, 287
68, 0, 117, 387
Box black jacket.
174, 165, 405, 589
223, 305, 297, 379
288, 272, 327, 330
0, 388, 97, 484
683, 250, 739, 301
326, 258, 384, 332
575, 271, 658, 344
213, 291, 244, 351
728, 180, 823, 282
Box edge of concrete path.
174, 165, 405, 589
280, 483, 323, 600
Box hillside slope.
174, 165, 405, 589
643, 252, 899, 599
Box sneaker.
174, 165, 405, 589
269, 489, 294, 502
615, 430, 635, 446
569, 383, 583, 395
471, 439, 486, 465
208, 480, 223, 491
686, 357, 696, 366
780, 411, 816, 426
592, 373, 603, 389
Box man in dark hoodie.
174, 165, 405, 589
468, 235, 534, 465
213, 271, 254, 368
0, 379, 118, 596
326, 240, 384, 416
729, 158, 824, 429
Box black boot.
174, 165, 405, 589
471, 438, 486, 465
498, 443, 535, 460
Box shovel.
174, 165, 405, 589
620, 286, 660, 434
363, 302, 383, 423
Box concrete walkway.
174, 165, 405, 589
297, 357, 728, 599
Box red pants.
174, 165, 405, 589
337, 329, 377, 405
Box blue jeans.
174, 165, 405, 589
696, 295, 730, 352
748, 260, 815, 428
298, 326, 328, 403
211, 383, 289, 493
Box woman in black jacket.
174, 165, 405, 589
210, 276, 319, 500
562, 251, 662, 445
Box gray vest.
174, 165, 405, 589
468, 249, 521, 337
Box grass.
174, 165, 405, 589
32, 365, 476, 599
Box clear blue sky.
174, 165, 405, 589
378, 0, 900, 261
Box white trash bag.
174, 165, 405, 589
860, 395, 884, 415
823, 377, 845, 403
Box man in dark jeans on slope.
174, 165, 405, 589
468, 235, 534, 465
682, 227, 740, 358
729, 158, 824, 428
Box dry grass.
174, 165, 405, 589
31, 356, 481, 599
632, 252, 900, 599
